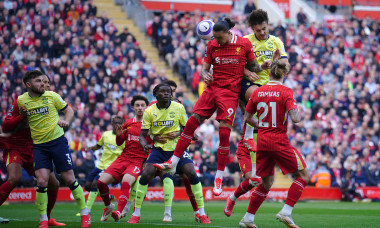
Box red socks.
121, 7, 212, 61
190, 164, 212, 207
173, 116, 200, 158
97, 180, 111, 206
183, 177, 199, 212
0, 181, 14, 205
247, 184, 269, 215
217, 127, 231, 171
47, 190, 58, 219
234, 178, 254, 198
286, 178, 307, 207
117, 182, 131, 212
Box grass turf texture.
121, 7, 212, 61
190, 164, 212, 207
0, 201, 378, 227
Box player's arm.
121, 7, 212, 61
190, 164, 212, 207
244, 111, 259, 128
86, 144, 102, 151
59, 105, 74, 128
2, 99, 26, 133
140, 129, 152, 154
202, 62, 213, 84
289, 108, 301, 123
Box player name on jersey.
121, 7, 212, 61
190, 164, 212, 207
27, 106, 49, 116
258, 91, 280, 97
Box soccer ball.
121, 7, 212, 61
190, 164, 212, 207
196, 20, 214, 40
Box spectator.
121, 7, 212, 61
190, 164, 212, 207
365, 162, 380, 187
297, 8, 308, 25
244, 0, 256, 15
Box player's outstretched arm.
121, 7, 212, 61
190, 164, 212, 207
289, 109, 301, 123
243, 111, 259, 128
140, 129, 152, 154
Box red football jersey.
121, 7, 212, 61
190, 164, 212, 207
115, 118, 149, 161
246, 82, 298, 151
2, 98, 33, 148
204, 34, 255, 93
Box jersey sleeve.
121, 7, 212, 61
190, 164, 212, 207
179, 105, 188, 127
285, 88, 297, 111
275, 37, 287, 59
245, 39, 255, 62
203, 41, 213, 64
97, 133, 105, 146
245, 91, 257, 114
141, 109, 152, 130
52, 92, 68, 111
2, 98, 26, 133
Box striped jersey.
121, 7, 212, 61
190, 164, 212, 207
204, 34, 255, 93
17, 91, 68, 144
97, 130, 124, 170
142, 101, 187, 151
243, 34, 288, 86
246, 82, 297, 151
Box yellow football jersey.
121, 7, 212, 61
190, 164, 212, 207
142, 101, 187, 151
17, 91, 67, 144
244, 34, 288, 86
96, 130, 124, 170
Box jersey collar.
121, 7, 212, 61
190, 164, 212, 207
230, 33, 237, 44
267, 80, 282, 85
254, 33, 270, 41
156, 101, 171, 110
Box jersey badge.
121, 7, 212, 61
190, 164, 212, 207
235, 47, 241, 55
42, 97, 48, 104
266, 41, 274, 49
169, 111, 175, 118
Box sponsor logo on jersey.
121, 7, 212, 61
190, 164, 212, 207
106, 143, 117, 150
128, 134, 140, 141
153, 120, 174, 127
258, 91, 280, 97
255, 51, 273, 59
27, 106, 49, 116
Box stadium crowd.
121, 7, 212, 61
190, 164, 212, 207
0, 0, 379, 202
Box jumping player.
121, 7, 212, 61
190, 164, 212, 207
239, 62, 309, 228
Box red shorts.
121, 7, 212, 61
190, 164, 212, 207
105, 157, 144, 183
192, 86, 239, 125
3, 147, 34, 176
236, 141, 252, 177
256, 146, 306, 177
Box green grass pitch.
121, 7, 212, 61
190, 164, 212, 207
0, 201, 378, 227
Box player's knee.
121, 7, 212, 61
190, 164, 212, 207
192, 114, 205, 123
183, 167, 197, 182
48, 177, 60, 191
219, 120, 232, 129
7, 174, 22, 186
37, 178, 49, 188
84, 182, 92, 192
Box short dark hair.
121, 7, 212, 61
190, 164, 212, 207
162, 80, 177, 89
213, 17, 236, 33
248, 9, 269, 27
23, 70, 44, 85
111, 116, 124, 125
131, 95, 149, 106
153, 83, 172, 97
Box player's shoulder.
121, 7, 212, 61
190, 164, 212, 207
243, 33, 255, 41
269, 35, 284, 44
148, 100, 157, 107
207, 39, 218, 48
170, 101, 185, 110
18, 92, 28, 101
103, 130, 113, 136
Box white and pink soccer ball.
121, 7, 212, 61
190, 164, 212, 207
196, 20, 214, 40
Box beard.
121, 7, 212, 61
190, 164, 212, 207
30, 85, 45, 95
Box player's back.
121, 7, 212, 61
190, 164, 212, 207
251, 83, 296, 151
97, 130, 124, 170
205, 35, 254, 93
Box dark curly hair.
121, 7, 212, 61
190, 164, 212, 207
153, 83, 172, 97
247, 9, 269, 27
131, 95, 149, 106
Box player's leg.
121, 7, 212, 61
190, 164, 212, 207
273, 147, 308, 228
52, 136, 90, 227
160, 172, 174, 222
97, 172, 116, 221
35, 168, 51, 226
180, 173, 199, 221
46, 171, 66, 226
122, 176, 138, 216
128, 163, 156, 224
242, 84, 260, 151
86, 179, 99, 212
180, 154, 210, 224
240, 150, 275, 227
0, 159, 22, 205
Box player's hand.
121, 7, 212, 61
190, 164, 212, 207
166, 131, 180, 140
244, 68, 259, 82
20, 106, 27, 117
273, 48, 281, 61
153, 135, 167, 144
261, 60, 271, 70
192, 132, 199, 141
0, 132, 12, 138
143, 144, 153, 154
116, 125, 126, 136
202, 71, 213, 84
58, 120, 69, 128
